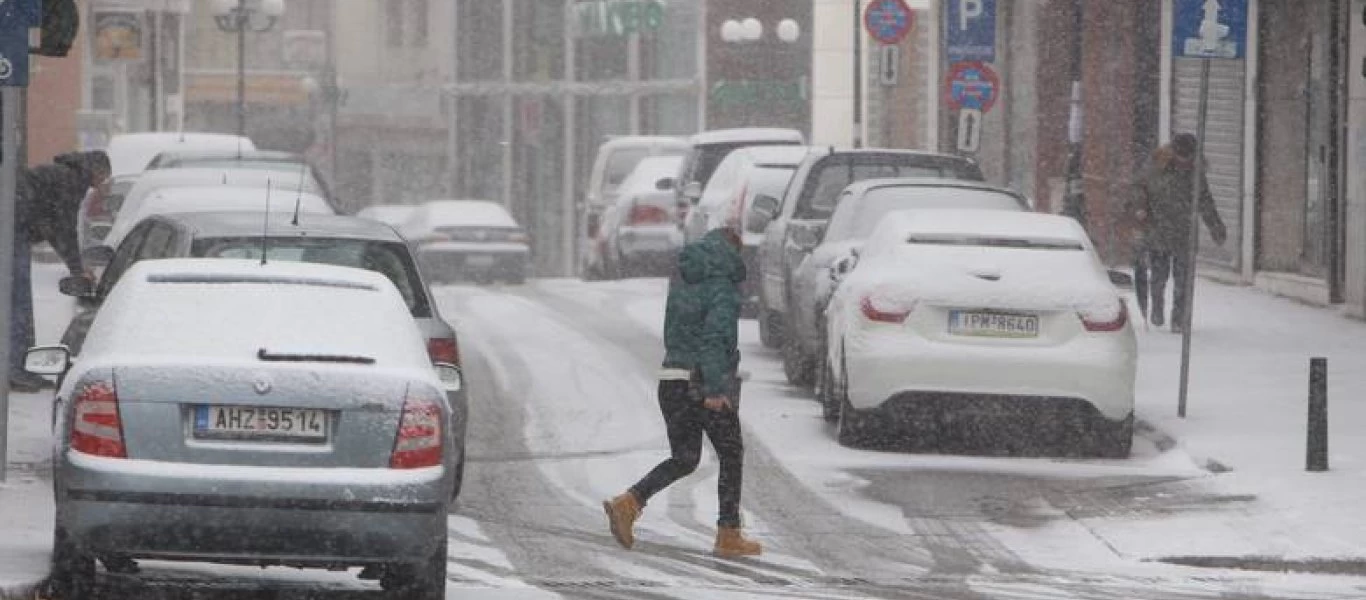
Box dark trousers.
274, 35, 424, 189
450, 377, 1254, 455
9, 236, 33, 376
1138, 248, 1190, 326
630, 379, 744, 527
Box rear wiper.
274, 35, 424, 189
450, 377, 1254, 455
257, 348, 375, 364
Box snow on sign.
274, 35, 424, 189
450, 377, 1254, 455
863, 0, 915, 46
945, 61, 999, 113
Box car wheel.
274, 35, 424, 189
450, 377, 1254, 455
836, 354, 881, 448
818, 357, 839, 423
781, 334, 815, 388
759, 310, 784, 349
1093, 415, 1133, 459
380, 537, 447, 600
49, 527, 96, 600
451, 452, 465, 502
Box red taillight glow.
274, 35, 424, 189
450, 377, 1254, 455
860, 296, 911, 324
427, 338, 460, 365
1080, 300, 1129, 332
70, 382, 126, 458
628, 204, 670, 225
508, 231, 531, 243
390, 396, 443, 469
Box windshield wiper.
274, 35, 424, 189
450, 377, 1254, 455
257, 348, 376, 364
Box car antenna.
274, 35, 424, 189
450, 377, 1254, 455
291, 163, 308, 226
260, 180, 272, 265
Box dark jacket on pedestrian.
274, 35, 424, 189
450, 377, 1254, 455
1129, 141, 1227, 253
662, 228, 746, 398
17, 150, 109, 275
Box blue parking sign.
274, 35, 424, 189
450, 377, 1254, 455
946, 0, 996, 63
0, 19, 30, 87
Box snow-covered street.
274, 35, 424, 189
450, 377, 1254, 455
8, 264, 1366, 598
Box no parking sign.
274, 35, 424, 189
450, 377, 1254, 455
944, 61, 1000, 113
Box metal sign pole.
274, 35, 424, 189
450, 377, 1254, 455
0, 88, 20, 482
1177, 56, 1211, 418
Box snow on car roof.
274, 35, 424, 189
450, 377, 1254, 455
689, 128, 805, 146
409, 200, 519, 229
741, 145, 815, 166
875, 209, 1088, 244
106, 132, 256, 177
104, 186, 333, 250
617, 155, 684, 198
597, 135, 689, 151
80, 259, 431, 373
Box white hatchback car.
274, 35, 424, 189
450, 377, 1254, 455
823, 210, 1136, 457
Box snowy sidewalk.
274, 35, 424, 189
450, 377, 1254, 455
0, 262, 76, 599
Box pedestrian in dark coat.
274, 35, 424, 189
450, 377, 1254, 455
602, 226, 762, 558
1129, 134, 1226, 332
10, 150, 108, 391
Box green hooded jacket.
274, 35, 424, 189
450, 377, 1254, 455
662, 229, 746, 397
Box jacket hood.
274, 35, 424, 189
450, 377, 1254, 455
54, 151, 111, 185
678, 228, 746, 285
1152, 145, 1195, 171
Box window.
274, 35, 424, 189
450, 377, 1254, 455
387, 0, 429, 48
96, 223, 153, 299
136, 223, 176, 260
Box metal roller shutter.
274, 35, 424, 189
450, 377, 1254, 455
1171, 57, 1245, 270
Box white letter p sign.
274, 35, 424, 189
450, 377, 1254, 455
959, 0, 984, 31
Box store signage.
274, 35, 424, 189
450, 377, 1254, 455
574, 0, 665, 39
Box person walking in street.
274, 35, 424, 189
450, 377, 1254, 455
602, 225, 761, 558
10, 151, 108, 392
1130, 133, 1226, 333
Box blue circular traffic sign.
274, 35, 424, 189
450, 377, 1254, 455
864, 0, 915, 46
945, 61, 1001, 113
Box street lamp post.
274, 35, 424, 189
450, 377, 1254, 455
212, 0, 285, 138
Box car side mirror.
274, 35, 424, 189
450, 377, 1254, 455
655, 177, 675, 191
25, 345, 72, 377
89, 223, 112, 242
82, 245, 114, 267
746, 194, 781, 234
790, 221, 827, 252
682, 181, 703, 203
832, 252, 859, 280
434, 362, 463, 392
59, 276, 96, 298
1108, 269, 1134, 289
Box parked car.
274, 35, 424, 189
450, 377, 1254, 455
597, 155, 685, 279
580, 136, 688, 277
31, 258, 457, 599
78, 174, 136, 252
401, 200, 531, 284
680, 145, 810, 315
105, 132, 256, 179
672, 128, 806, 210
357, 204, 420, 228
97, 185, 335, 256
143, 149, 337, 207
789, 179, 1032, 411
752, 148, 986, 384
822, 209, 1136, 457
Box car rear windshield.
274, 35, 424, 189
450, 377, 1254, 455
192, 237, 432, 317
797, 156, 985, 219
826, 188, 1026, 242
906, 235, 1085, 251
161, 159, 307, 174
694, 141, 800, 189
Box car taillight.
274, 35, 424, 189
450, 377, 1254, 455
390, 395, 443, 469
629, 204, 670, 225
1080, 300, 1129, 332
70, 381, 126, 458
427, 337, 460, 365
860, 296, 912, 324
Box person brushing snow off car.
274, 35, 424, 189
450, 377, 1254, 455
603, 223, 761, 558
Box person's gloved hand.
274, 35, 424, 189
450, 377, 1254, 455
703, 395, 734, 412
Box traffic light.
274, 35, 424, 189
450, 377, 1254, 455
32, 0, 79, 58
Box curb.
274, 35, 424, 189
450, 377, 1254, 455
1135, 417, 1232, 473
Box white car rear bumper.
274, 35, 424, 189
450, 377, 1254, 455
841, 329, 1135, 422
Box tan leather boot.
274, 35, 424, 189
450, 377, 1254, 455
713, 526, 762, 557
603, 491, 642, 549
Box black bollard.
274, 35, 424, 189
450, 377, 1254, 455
1307, 357, 1328, 472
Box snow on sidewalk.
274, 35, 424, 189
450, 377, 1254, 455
1, 262, 75, 599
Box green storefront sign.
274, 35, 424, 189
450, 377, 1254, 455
710, 79, 807, 111
574, 0, 665, 38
